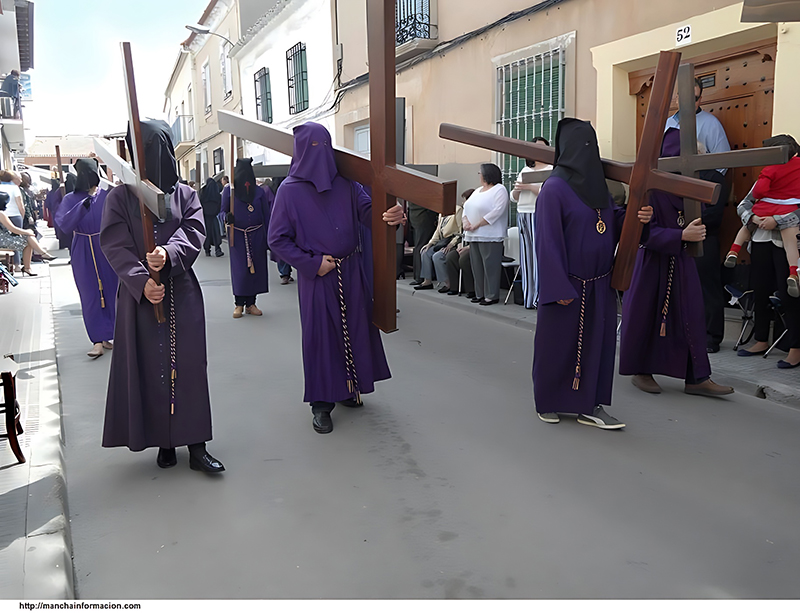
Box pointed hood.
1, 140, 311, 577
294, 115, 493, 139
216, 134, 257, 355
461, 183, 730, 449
288, 122, 338, 193
549, 118, 610, 210
126, 119, 180, 194
74, 158, 100, 193
233, 157, 257, 204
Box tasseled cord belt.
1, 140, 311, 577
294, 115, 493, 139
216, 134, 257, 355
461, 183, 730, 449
567, 268, 613, 391
233, 224, 264, 274
333, 250, 360, 404
74, 232, 105, 308
660, 256, 676, 337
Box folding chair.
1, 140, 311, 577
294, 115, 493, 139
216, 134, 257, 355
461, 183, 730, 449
1, 357, 25, 464
725, 284, 755, 350
765, 294, 788, 359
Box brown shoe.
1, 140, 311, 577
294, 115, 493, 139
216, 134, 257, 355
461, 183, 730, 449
87, 343, 104, 359
684, 379, 734, 397
631, 374, 662, 394
246, 305, 263, 316
102, 341, 113, 350
233, 305, 244, 319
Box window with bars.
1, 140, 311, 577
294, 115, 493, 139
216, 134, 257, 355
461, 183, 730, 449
396, 0, 431, 45
254, 67, 273, 124
496, 49, 565, 224
213, 147, 224, 176
286, 42, 309, 115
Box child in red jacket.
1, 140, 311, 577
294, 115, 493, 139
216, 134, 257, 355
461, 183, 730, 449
726, 135, 800, 297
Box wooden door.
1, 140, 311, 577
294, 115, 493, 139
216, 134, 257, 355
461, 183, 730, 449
630, 39, 777, 263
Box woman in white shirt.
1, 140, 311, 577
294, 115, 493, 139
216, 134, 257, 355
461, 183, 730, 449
511, 136, 552, 309
463, 163, 509, 305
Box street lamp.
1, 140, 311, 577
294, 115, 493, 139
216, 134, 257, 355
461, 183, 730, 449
184, 24, 235, 47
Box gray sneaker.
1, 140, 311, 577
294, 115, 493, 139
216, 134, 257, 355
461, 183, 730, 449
537, 412, 560, 424
577, 406, 625, 430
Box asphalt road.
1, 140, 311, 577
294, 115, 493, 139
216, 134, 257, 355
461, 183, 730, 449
51, 251, 800, 599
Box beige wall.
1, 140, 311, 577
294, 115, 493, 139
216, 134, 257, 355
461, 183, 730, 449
335, 0, 753, 182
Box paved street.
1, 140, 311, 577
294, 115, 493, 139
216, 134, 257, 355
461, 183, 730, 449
50, 250, 800, 599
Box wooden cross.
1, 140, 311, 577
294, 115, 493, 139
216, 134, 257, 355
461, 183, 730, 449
219, 0, 457, 332
55, 145, 65, 197
120, 41, 168, 323
440, 51, 722, 291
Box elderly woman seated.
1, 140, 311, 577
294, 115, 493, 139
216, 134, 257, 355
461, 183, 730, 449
414, 188, 470, 292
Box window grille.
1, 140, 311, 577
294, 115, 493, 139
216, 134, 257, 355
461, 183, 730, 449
496, 48, 565, 224
396, 0, 432, 45
254, 67, 273, 123
286, 42, 309, 115
213, 147, 224, 175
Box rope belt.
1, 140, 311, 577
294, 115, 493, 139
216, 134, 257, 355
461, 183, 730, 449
333, 250, 360, 403
233, 224, 263, 274
660, 256, 676, 337
567, 268, 613, 391
74, 231, 105, 308
169, 279, 177, 415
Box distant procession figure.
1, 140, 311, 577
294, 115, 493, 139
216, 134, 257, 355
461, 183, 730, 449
99, 120, 224, 473
54, 158, 118, 358
200, 177, 224, 257
619, 129, 734, 398
222, 158, 272, 318
533, 118, 653, 429
267, 122, 405, 434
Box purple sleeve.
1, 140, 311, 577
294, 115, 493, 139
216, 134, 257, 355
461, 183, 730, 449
162, 189, 205, 279
640, 194, 682, 256
534, 183, 579, 305
221, 185, 231, 215
99, 188, 149, 303
267, 189, 322, 280
354, 181, 372, 227
54, 192, 87, 235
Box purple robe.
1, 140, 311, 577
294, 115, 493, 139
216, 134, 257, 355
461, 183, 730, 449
221, 184, 271, 297
619, 189, 711, 381
99, 183, 212, 451
55, 189, 118, 343
268, 176, 391, 403
47, 189, 72, 248
532, 177, 624, 415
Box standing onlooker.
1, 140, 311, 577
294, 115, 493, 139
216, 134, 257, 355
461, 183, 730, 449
200, 177, 224, 257
664, 77, 731, 353
0, 70, 21, 118
19, 172, 38, 236
0, 170, 25, 267
734, 186, 800, 368
511, 137, 552, 309
463, 164, 509, 306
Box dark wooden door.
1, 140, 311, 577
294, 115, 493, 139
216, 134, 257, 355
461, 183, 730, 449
630, 39, 777, 263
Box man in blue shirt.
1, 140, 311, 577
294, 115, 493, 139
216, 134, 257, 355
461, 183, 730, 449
665, 77, 731, 353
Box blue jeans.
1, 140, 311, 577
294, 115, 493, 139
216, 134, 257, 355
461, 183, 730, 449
277, 260, 292, 277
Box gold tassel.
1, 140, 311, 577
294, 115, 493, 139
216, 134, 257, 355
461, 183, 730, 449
171, 402, 174, 415
660, 322, 667, 337
100, 292, 105, 309
250, 265, 256, 274
572, 366, 581, 391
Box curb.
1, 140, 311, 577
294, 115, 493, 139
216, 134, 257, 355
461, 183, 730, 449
397, 282, 800, 411
23, 273, 74, 599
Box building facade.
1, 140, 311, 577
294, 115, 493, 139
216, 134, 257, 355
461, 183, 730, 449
0, 0, 34, 170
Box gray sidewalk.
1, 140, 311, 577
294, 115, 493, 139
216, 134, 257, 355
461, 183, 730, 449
397, 280, 800, 409
0, 229, 73, 599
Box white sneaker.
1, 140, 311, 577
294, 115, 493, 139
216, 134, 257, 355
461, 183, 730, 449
577, 406, 625, 430
537, 412, 560, 424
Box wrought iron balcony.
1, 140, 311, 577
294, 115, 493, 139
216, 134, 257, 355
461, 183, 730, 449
395, 0, 438, 61
171, 114, 195, 144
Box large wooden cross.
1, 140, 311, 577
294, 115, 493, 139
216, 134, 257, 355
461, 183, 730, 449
54, 145, 65, 197
219, 0, 457, 332
440, 51, 721, 291
119, 42, 168, 323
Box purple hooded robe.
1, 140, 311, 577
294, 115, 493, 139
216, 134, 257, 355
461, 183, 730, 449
55, 188, 118, 343
267, 122, 391, 404
221, 183, 272, 297
619, 129, 711, 382
99, 183, 212, 451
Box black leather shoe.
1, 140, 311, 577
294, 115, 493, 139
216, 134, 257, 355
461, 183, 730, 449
479, 298, 499, 306
215, 250, 224, 257
447, 290, 459, 296
189, 452, 225, 472
312, 411, 333, 434
438, 286, 450, 293
157, 447, 177, 468
204, 251, 211, 257
471, 297, 482, 303
707, 344, 720, 354
466, 292, 476, 299
414, 284, 434, 290
339, 399, 363, 408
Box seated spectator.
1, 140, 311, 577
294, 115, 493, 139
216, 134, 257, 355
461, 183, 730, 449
463, 163, 509, 306
414, 189, 467, 292
0, 193, 57, 275
444, 239, 475, 298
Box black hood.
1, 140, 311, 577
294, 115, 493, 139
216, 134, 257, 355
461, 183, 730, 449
233, 157, 257, 204
125, 119, 180, 194
549, 118, 611, 210
74, 158, 100, 193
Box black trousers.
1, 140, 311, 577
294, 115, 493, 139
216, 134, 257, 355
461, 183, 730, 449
750, 241, 800, 349
445, 247, 474, 294
203, 214, 222, 252
408, 204, 438, 282
234, 295, 256, 307
696, 234, 725, 347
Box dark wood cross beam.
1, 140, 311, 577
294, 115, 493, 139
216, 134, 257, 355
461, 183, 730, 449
440, 51, 722, 290
658, 63, 792, 257
55, 145, 65, 196
121, 41, 166, 323
217, 4, 456, 333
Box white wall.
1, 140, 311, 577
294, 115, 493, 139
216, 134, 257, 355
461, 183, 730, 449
235, 0, 335, 165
